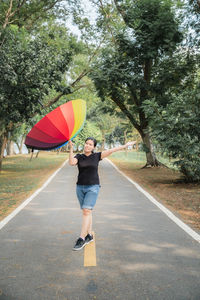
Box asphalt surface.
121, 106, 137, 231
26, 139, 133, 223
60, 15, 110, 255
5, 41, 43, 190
0, 158, 200, 300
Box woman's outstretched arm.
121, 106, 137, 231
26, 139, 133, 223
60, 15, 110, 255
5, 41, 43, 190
68, 140, 78, 166
101, 141, 136, 159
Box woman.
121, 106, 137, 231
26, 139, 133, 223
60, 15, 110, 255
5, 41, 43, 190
68, 137, 136, 251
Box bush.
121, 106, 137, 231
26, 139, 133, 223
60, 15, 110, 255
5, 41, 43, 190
143, 88, 200, 182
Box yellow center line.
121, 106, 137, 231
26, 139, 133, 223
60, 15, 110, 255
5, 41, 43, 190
84, 231, 96, 267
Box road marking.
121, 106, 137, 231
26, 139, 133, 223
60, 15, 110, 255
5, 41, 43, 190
107, 158, 200, 244
0, 159, 69, 231
84, 231, 97, 267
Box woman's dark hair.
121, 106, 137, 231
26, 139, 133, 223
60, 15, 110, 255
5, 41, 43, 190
85, 137, 97, 147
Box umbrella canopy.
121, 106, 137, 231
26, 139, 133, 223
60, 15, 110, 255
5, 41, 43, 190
25, 99, 86, 150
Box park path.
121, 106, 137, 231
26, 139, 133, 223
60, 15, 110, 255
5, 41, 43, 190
0, 159, 200, 300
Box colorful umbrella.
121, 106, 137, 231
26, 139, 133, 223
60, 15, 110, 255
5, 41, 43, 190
25, 99, 86, 150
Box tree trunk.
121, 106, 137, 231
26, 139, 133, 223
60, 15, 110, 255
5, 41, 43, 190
110, 96, 165, 167
0, 133, 7, 171
135, 141, 139, 151
101, 131, 105, 151
138, 105, 165, 167
141, 131, 164, 167
6, 140, 15, 156
124, 129, 128, 156
19, 135, 25, 154
35, 151, 40, 158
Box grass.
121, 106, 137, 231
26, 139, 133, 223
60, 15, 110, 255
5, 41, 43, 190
109, 151, 200, 232
0, 152, 68, 220
111, 150, 178, 169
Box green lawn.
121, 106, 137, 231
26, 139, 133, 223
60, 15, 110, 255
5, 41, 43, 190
111, 150, 178, 169
0, 152, 68, 220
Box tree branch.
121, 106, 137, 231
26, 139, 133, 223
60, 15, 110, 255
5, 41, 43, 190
2, 0, 26, 29
127, 83, 139, 106
70, 35, 105, 87
44, 83, 91, 109
44, 92, 63, 108
140, 59, 152, 102
91, 0, 116, 44
3, 0, 13, 29
70, 69, 91, 87
22, 0, 60, 25
31, 30, 104, 110
72, 84, 91, 93
110, 96, 142, 135
113, 0, 127, 24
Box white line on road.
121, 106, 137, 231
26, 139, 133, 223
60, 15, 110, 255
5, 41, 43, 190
0, 159, 69, 231
107, 158, 200, 244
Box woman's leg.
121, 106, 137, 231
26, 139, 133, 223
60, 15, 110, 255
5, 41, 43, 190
79, 185, 99, 238
88, 213, 92, 235
80, 208, 92, 239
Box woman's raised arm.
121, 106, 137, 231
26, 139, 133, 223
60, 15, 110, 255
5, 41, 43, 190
68, 140, 78, 166
101, 141, 136, 159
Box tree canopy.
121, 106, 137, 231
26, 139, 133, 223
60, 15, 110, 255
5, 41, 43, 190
0, 0, 75, 32
89, 0, 191, 165
0, 24, 79, 129
0, 2, 82, 168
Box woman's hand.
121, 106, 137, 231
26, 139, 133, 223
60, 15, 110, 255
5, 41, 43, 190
124, 141, 137, 148
101, 141, 137, 159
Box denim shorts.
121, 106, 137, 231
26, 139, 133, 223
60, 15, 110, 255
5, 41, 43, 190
76, 184, 100, 210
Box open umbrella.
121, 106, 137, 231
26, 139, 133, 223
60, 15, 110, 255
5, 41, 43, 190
25, 99, 86, 151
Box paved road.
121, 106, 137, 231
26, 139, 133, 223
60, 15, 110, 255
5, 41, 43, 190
0, 159, 200, 300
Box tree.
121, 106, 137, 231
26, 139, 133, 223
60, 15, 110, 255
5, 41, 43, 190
0, 24, 79, 169
89, 0, 194, 167
0, 0, 75, 33
0, 1, 106, 168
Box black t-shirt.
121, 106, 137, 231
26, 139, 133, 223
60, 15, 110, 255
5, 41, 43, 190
74, 152, 102, 185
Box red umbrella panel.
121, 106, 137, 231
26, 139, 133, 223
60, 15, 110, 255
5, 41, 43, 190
25, 99, 86, 150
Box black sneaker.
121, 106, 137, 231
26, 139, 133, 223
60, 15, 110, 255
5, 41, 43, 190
85, 234, 94, 245
73, 237, 86, 251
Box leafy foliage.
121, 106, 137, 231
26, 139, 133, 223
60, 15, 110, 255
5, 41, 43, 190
90, 0, 188, 134
116, 0, 183, 58
0, 0, 76, 31
0, 24, 78, 132
143, 86, 200, 182
73, 121, 102, 148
